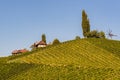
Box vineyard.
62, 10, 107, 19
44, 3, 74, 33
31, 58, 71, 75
0, 39, 120, 80
86, 38, 120, 57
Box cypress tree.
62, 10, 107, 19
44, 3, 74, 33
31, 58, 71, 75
42, 34, 46, 43
81, 10, 90, 37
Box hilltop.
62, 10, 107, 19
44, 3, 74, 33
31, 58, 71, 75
0, 38, 120, 80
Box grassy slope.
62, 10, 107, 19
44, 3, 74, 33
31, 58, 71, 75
1, 39, 120, 80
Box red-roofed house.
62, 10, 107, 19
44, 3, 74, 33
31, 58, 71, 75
12, 49, 29, 55
34, 41, 47, 48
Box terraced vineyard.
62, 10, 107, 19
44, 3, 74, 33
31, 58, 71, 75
8, 39, 120, 68
86, 38, 120, 57
0, 39, 120, 80
0, 63, 120, 80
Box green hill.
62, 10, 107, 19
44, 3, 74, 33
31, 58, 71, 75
86, 38, 120, 57
0, 39, 120, 80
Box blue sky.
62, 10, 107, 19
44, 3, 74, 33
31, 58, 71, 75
0, 0, 120, 57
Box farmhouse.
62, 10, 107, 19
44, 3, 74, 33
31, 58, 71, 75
34, 41, 47, 48
12, 49, 29, 55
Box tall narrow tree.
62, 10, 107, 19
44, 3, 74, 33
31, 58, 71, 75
81, 10, 90, 37
42, 34, 46, 43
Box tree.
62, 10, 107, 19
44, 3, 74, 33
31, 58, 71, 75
99, 31, 106, 38
81, 10, 90, 37
30, 43, 37, 51
87, 30, 106, 38
42, 34, 46, 43
75, 36, 81, 40
87, 30, 99, 38
53, 38, 60, 45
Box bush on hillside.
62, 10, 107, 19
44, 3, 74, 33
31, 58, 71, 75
75, 36, 81, 40
99, 31, 106, 38
87, 30, 105, 38
53, 39, 60, 45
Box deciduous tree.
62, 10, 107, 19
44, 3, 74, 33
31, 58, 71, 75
53, 38, 60, 45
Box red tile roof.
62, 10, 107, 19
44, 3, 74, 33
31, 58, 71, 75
38, 41, 47, 45
34, 41, 47, 47
12, 50, 18, 54
12, 49, 29, 54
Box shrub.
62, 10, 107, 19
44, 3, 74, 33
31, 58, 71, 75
52, 39, 60, 45
99, 31, 106, 38
87, 30, 105, 38
75, 36, 81, 40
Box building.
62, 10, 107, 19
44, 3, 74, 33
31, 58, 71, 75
34, 41, 47, 48
12, 49, 29, 55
